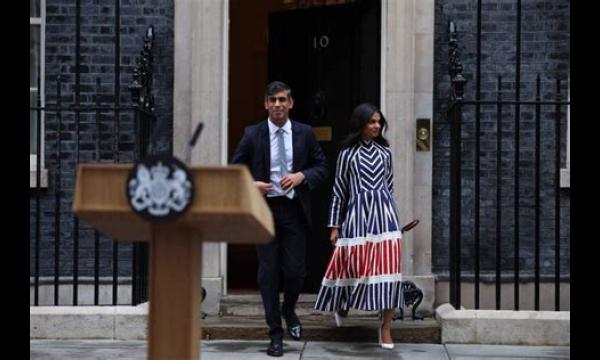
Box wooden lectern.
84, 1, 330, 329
73, 164, 274, 360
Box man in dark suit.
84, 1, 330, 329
231, 81, 328, 357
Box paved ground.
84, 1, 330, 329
30, 339, 570, 359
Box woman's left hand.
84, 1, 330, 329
330, 228, 339, 246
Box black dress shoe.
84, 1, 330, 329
266, 339, 283, 357
287, 323, 302, 340
283, 312, 302, 340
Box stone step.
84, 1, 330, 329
221, 293, 324, 316
209, 294, 440, 343
220, 293, 419, 317
201, 314, 441, 343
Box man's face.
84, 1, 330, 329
265, 90, 294, 126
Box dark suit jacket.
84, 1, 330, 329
230, 119, 328, 228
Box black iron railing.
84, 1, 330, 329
30, 25, 155, 306
447, 0, 569, 312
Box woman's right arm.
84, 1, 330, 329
327, 149, 350, 242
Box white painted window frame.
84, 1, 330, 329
30, 0, 47, 188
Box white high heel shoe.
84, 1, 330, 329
334, 311, 344, 327
378, 324, 395, 350
334, 309, 348, 327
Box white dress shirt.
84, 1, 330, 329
267, 118, 295, 199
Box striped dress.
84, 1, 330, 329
314, 139, 403, 312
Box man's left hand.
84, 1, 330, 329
280, 172, 305, 190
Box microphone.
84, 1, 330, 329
189, 122, 204, 149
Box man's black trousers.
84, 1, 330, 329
257, 196, 307, 341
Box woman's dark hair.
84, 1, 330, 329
340, 103, 389, 148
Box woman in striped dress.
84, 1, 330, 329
314, 103, 402, 349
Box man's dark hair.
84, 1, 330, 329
265, 81, 293, 99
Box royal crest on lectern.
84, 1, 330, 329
126, 155, 194, 223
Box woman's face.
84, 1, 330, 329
361, 112, 382, 141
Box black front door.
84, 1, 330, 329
268, 0, 381, 292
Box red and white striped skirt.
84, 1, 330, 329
314, 231, 404, 312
